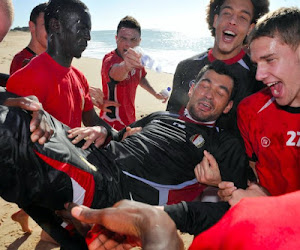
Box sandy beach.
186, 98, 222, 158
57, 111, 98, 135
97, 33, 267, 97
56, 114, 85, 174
0, 31, 193, 249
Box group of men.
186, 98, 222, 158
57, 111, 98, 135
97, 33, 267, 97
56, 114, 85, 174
0, 0, 299, 249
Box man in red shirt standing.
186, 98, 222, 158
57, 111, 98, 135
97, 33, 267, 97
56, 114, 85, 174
219, 7, 300, 204
10, 3, 47, 75
100, 16, 166, 131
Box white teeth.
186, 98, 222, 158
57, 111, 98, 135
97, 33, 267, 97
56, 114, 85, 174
224, 30, 236, 36
267, 81, 278, 87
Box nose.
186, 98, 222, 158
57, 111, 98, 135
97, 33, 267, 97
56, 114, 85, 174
229, 14, 238, 25
83, 29, 91, 41
255, 64, 268, 82
204, 87, 213, 99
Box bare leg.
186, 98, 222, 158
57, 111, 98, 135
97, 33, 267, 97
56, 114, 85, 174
40, 230, 59, 245
11, 209, 32, 233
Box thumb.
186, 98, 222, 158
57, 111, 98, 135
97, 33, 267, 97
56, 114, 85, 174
204, 150, 218, 168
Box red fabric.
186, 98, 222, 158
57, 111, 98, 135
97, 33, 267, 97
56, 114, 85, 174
7, 52, 93, 128
34, 150, 95, 208
208, 48, 246, 65
237, 88, 300, 195
100, 50, 147, 130
10, 48, 36, 75
167, 183, 206, 205
190, 191, 300, 249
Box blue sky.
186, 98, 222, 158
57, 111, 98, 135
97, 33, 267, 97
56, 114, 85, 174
12, 0, 300, 35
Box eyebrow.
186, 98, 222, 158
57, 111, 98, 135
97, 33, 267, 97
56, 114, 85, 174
221, 5, 252, 18
200, 78, 231, 95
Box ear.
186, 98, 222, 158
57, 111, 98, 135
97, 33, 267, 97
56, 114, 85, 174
188, 82, 195, 98
48, 18, 60, 33
223, 100, 233, 114
29, 21, 35, 33
247, 23, 255, 36
213, 14, 219, 29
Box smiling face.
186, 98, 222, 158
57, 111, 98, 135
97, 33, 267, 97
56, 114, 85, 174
186, 69, 234, 122
116, 27, 141, 58
250, 36, 300, 107
213, 0, 254, 59
60, 9, 91, 59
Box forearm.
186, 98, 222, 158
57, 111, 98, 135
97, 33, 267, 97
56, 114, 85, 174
139, 77, 158, 97
164, 201, 230, 236
0, 87, 18, 105
109, 62, 130, 82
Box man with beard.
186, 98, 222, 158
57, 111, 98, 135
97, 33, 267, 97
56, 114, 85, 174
0, 60, 249, 248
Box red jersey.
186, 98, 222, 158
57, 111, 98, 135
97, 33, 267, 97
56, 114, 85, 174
237, 88, 300, 195
100, 50, 147, 130
189, 191, 300, 249
7, 52, 93, 128
10, 47, 36, 75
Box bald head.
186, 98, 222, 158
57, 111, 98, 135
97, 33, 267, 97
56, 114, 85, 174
0, 0, 13, 42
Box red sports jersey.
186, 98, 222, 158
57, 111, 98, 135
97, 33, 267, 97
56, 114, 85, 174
10, 47, 36, 75
7, 52, 93, 128
100, 50, 147, 130
189, 191, 300, 249
237, 88, 300, 195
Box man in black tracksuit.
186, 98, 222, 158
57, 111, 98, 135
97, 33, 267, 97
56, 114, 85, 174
0, 61, 248, 248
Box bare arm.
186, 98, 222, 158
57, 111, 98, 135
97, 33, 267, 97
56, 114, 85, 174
139, 77, 168, 102
70, 200, 184, 250
109, 49, 142, 81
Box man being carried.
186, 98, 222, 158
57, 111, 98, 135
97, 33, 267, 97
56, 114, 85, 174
0, 60, 248, 248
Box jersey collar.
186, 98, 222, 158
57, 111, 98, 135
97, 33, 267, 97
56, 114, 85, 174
179, 109, 216, 127
208, 49, 246, 65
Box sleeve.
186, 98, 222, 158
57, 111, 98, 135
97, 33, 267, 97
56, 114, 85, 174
164, 201, 230, 236
80, 74, 94, 112
6, 69, 46, 103
10, 54, 23, 75
166, 61, 185, 113
237, 101, 255, 161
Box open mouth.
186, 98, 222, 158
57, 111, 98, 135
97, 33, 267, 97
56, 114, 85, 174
223, 30, 236, 41
267, 81, 283, 97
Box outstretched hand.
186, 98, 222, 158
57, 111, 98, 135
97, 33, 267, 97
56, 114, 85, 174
70, 200, 184, 250
89, 87, 120, 112
4, 95, 53, 144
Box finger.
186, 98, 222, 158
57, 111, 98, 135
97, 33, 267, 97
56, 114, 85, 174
4, 96, 42, 111
203, 150, 218, 169
94, 136, 106, 148
218, 181, 235, 189
194, 164, 200, 180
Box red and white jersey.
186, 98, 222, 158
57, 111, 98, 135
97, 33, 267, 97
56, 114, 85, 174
237, 88, 300, 195
100, 50, 147, 130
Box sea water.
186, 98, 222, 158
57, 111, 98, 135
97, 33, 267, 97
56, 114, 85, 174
82, 29, 214, 74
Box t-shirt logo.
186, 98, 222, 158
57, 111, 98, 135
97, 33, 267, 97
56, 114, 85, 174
131, 68, 136, 76
261, 136, 271, 148
190, 134, 205, 148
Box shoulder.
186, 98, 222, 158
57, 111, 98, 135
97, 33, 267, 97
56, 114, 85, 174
178, 51, 209, 66
237, 88, 273, 120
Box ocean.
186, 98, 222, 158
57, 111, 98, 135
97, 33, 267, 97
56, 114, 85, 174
83, 29, 214, 74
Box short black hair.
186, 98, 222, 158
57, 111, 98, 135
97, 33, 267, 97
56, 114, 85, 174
195, 60, 238, 101
30, 3, 47, 24
117, 16, 141, 36
44, 0, 89, 33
